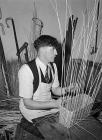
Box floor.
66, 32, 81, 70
0, 96, 102, 140
67, 101, 102, 140
69, 115, 102, 140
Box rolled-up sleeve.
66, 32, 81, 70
18, 64, 34, 99
52, 63, 59, 88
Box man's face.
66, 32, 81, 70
44, 46, 58, 62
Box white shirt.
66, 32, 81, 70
18, 57, 59, 98
18, 57, 59, 121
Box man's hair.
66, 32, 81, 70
34, 35, 59, 51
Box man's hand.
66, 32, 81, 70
52, 83, 80, 97
51, 98, 62, 109
65, 83, 80, 93
56, 98, 62, 108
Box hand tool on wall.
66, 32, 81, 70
5, 17, 21, 63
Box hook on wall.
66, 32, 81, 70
32, 17, 43, 35
5, 17, 13, 28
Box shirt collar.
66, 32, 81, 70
36, 57, 47, 75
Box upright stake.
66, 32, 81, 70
0, 36, 11, 96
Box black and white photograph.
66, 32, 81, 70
0, 0, 102, 139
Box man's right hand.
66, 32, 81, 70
55, 98, 62, 108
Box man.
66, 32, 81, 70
18, 35, 68, 139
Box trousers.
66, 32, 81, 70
20, 112, 69, 140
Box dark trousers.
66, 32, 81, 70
19, 113, 69, 140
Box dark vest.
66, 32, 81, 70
27, 59, 55, 93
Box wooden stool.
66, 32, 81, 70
15, 123, 24, 140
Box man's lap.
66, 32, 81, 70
20, 112, 69, 140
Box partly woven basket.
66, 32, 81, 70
59, 94, 93, 128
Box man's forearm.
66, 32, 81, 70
52, 84, 79, 96
23, 98, 59, 110
52, 87, 65, 96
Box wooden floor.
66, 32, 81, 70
68, 115, 102, 140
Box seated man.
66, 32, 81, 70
18, 35, 68, 139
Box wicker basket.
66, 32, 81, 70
59, 94, 94, 128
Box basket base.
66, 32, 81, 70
59, 94, 94, 128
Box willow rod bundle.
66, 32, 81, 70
48, 0, 102, 129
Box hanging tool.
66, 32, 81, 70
19, 42, 29, 62
0, 8, 2, 20
32, 17, 43, 35
5, 17, 21, 63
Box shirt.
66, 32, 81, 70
18, 57, 59, 121
18, 57, 59, 99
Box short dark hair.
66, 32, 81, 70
34, 35, 59, 51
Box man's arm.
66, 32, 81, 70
52, 86, 66, 96
52, 63, 79, 97
23, 98, 60, 110
52, 83, 79, 97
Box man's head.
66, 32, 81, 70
34, 35, 59, 63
